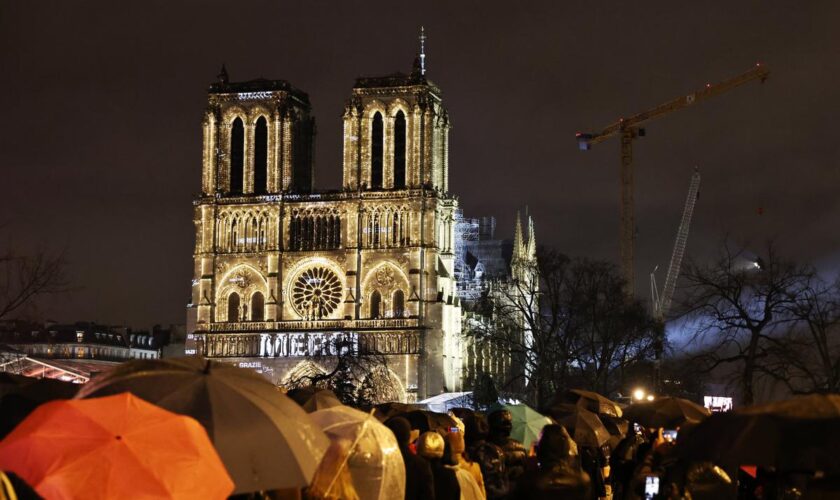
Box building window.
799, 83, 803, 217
254, 117, 268, 194
370, 290, 381, 319
394, 111, 406, 189
230, 117, 244, 194
393, 290, 405, 318
290, 213, 341, 251
251, 292, 264, 322
371, 112, 383, 189
228, 292, 240, 322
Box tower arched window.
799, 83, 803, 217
251, 292, 264, 322
228, 292, 240, 322
231, 219, 239, 252
394, 111, 406, 189
393, 290, 405, 318
370, 291, 381, 319
371, 112, 383, 189
254, 117, 268, 195
230, 118, 244, 194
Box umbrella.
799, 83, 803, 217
449, 407, 475, 421
288, 386, 344, 412
487, 403, 554, 450
0, 374, 78, 439
556, 407, 612, 448
75, 357, 329, 494
601, 414, 630, 437
405, 409, 458, 435
623, 397, 711, 429
559, 389, 623, 418
373, 402, 418, 421
311, 406, 406, 500
676, 394, 840, 473
0, 392, 233, 499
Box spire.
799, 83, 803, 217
419, 26, 427, 76
512, 212, 524, 260
217, 63, 229, 84
526, 216, 537, 260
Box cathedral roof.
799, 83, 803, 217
208, 78, 310, 104
353, 72, 441, 94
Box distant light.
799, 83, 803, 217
646, 394, 655, 402
633, 388, 646, 401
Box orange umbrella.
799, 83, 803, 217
0, 392, 234, 500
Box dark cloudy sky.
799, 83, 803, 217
2, 1, 838, 327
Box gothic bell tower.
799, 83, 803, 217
200, 68, 316, 197
341, 34, 450, 193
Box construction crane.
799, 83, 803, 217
651, 168, 701, 321
650, 168, 701, 390
577, 64, 770, 295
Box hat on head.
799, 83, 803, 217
417, 431, 445, 459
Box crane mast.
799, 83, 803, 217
654, 169, 701, 320
577, 64, 769, 295
650, 169, 701, 391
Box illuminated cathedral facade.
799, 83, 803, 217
186, 53, 535, 401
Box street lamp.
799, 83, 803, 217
633, 388, 647, 401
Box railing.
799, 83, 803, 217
206, 318, 420, 333
195, 330, 422, 358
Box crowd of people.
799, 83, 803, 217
367, 409, 770, 500
374, 408, 663, 500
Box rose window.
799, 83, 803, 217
291, 267, 343, 319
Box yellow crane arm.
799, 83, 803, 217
578, 64, 769, 147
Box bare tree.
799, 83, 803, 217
677, 241, 810, 405
282, 334, 392, 405
0, 244, 70, 321
761, 274, 840, 394
465, 248, 656, 408
563, 259, 657, 395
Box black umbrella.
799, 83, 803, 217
623, 397, 710, 429
287, 386, 343, 413
75, 357, 329, 494
556, 407, 611, 448
406, 410, 458, 435
677, 394, 840, 473
0, 373, 78, 439
560, 389, 623, 418
373, 401, 417, 422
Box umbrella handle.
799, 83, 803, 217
323, 408, 376, 497
0, 472, 18, 500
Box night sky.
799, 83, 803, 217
2, 1, 838, 328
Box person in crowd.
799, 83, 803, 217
305, 439, 360, 500
418, 431, 461, 500
447, 429, 486, 499
444, 436, 485, 500
386, 417, 435, 500
488, 410, 527, 491
626, 429, 676, 500
464, 413, 509, 499
610, 426, 645, 499
579, 445, 608, 499
512, 424, 591, 499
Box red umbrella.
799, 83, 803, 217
0, 392, 234, 499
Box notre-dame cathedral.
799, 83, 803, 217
186, 45, 537, 402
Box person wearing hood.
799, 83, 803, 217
464, 413, 508, 499
488, 410, 527, 491
418, 431, 461, 500
446, 429, 486, 499
386, 417, 435, 500
512, 424, 591, 500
